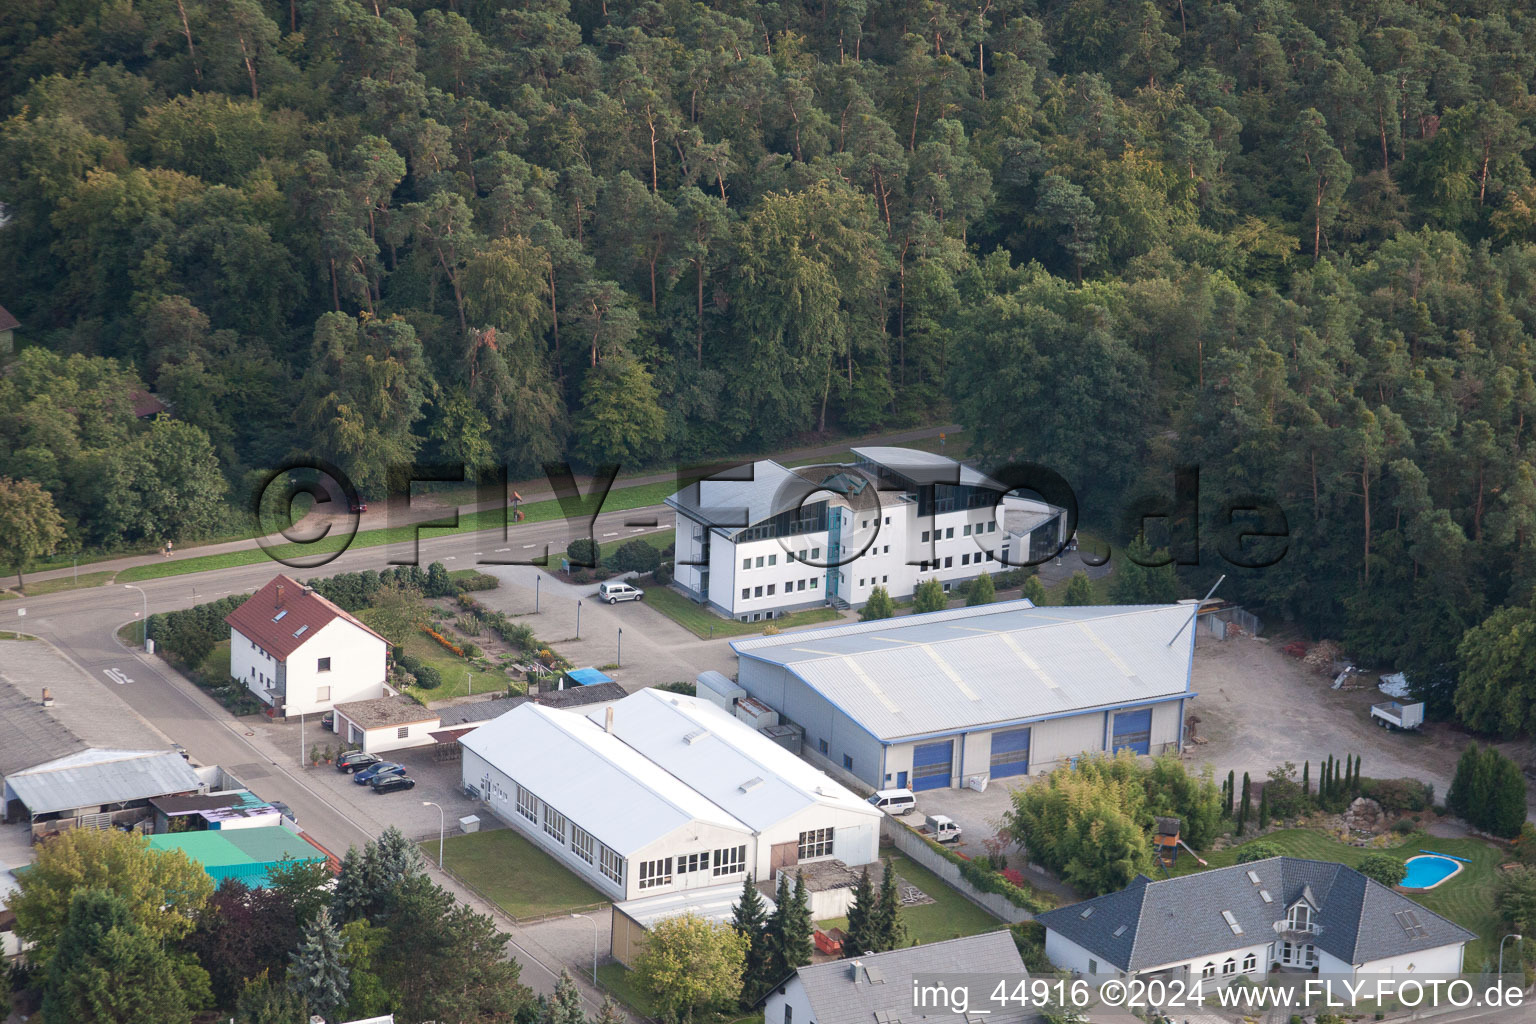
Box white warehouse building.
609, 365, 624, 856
460, 688, 883, 902
667, 447, 1067, 621
730, 600, 1197, 792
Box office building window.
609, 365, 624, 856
754, 586, 763, 597
516, 785, 539, 823
571, 826, 595, 864
318, 657, 331, 672
858, 579, 865, 587
945, 527, 954, 539
798, 828, 835, 860
742, 588, 750, 600
712, 845, 747, 876
921, 530, 929, 542
811, 578, 819, 588
768, 554, 777, 566
989, 521, 998, 532
818, 738, 829, 754
961, 553, 970, 565
964, 524, 972, 536
884, 517, 890, 525
797, 580, 806, 591
944, 556, 953, 568
812, 547, 821, 559
543, 805, 568, 844
743, 557, 751, 570
599, 845, 623, 885
767, 584, 776, 596
638, 857, 673, 889
756, 556, 764, 568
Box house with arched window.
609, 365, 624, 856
1036, 857, 1474, 992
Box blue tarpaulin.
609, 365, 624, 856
565, 667, 615, 686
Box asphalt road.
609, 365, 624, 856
8, 502, 677, 1009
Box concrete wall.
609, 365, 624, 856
881, 817, 1031, 924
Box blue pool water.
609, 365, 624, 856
1401, 854, 1460, 889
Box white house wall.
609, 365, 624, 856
763, 975, 816, 1024
350, 720, 438, 755
1046, 928, 1274, 989
283, 619, 386, 716
1325, 943, 1465, 977
231, 627, 275, 705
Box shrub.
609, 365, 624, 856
1008, 922, 1052, 973
919, 829, 1052, 913
424, 562, 455, 597
1235, 842, 1285, 864
567, 538, 599, 567
608, 539, 661, 574
571, 568, 595, 584
454, 572, 499, 592
1448, 744, 1529, 838
412, 662, 443, 689
1359, 776, 1433, 814
650, 561, 673, 584
1357, 853, 1407, 887
1392, 818, 1417, 835
654, 681, 696, 696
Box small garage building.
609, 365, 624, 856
730, 600, 1197, 792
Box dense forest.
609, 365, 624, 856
4, 0, 1536, 732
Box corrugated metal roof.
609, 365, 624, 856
461, 703, 752, 856
733, 601, 1195, 741
588, 691, 881, 832
614, 880, 776, 930
5, 748, 203, 815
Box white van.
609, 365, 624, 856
867, 788, 917, 816
598, 580, 645, 603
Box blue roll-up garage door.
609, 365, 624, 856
989, 728, 1031, 778
912, 740, 953, 791
1111, 708, 1152, 755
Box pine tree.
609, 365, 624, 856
872, 860, 907, 952
289, 906, 349, 1022
732, 875, 772, 1006
375, 825, 426, 880
236, 969, 307, 1024
765, 874, 794, 982
1302, 760, 1310, 798
1447, 745, 1482, 818
549, 968, 588, 1024
1258, 784, 1269, 829
842, 867, 876, 958
782, 873, 814, 969
594, 996, 628, 1024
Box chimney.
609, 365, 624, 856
275, 583, 285, 607
848, 961, 862, 983
40, 687, 53, 707
605, 707, 615, 734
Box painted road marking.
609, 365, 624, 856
495, 548, 511, 552
444, 555, 456, 560
104, 668, 134, 685
602, 531, 618, 537
522, 544, 536, 549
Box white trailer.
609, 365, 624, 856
1371, 700, 1425, 731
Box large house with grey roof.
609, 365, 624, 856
1037, 858, 1474, 989
764, 931, 1038, 1024
667, 447, 1066, 620
731, 600, 1196, 792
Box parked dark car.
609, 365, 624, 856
336, 750, 381, 773
321, 711, 335, 731
269, 800, 295, 822
354, 762, 406, 785
370, 774, 415, 794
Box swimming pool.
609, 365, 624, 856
1400, 854, 1463, 889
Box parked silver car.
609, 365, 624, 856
598, 580, 645, 604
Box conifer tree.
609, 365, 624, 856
549, 968, 588, 1024
782, 873, 814, 969
841, 867, 876, 958
732, 875, 772, 1006
872, 860, 907, 952
1302, 760, 1310, 798
594, 996, 628, 1024
1225, 770, 1235, 815
289, 906, 349, 1022
1258, 785, 1269, 829
765, 874, 794, 981
1237, 772, 1251, 834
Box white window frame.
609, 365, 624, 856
712, 845, 747, 877
571, 826, 595, 864
638, 857, 673, 890
797, 828, 835, 860
543, 804, 568, 845
599, 844, 623, 885
516, 785, 539, 823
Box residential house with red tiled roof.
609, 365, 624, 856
226, 575, 389, 717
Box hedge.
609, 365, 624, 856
916, 830, 1054, 914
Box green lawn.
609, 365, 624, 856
0, 631, 35, 641
389, 627, 511, 702
4, 570, 116, 596
116, 478, 683, 583
202, 639, 231, 681
643, 584, 842, 639
817, 850, 1005, 945
596, 963, 656, 1016
1177, 829, 1508, 968
434, 829, 608, 919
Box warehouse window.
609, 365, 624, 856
712, 845, 747, 876
599, 845, 623, 885
571, 827, 595, 864
638, 857, 673, 889
818, 738, 828, 755
798, 828, 835, 860
543, 804, 568, 845
516, 785, 539, 823
678, 852, 709, 875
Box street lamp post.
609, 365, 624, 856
123, 584, 148, 646
576, 600, 582, 639
1499, 932, 1523, 977
617, 628, 622, 668
571, 913, 598, 984
423, 801, 446, 868
536, 574, 541, 614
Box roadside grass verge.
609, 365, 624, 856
816, 850, 1005, 945
0, 631, 36, 640
3, 570, 117, 597
641, 585, 842, 639
434, 829, 607, 919
1178, 829, 1506, 968
116, 479, 682, 584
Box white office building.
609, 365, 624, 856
667, 446, 1067, 621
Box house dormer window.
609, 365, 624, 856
1287, 903, 1313, 932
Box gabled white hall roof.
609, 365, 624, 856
589, 690, 879, 832
461, 702, 750, 856
732, 600, 1196, 742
